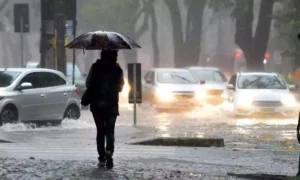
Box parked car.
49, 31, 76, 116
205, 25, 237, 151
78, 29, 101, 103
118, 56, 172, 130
223, 72, 298, 117
0, 68, 81, 126
142, 68, 202, 111
26, 61, 87, 98
187, 67, 228, 105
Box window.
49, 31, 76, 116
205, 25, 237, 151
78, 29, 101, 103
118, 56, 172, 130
0, 71, 21, 87
237, 75, 287, 89
190, 70, 227, 82
42, 72, 66, 87
66, 63, 82, 78
213, 72, 227, 82
20, 72, 66, 89
20, 72, 44, 89
157, 71, 197, 84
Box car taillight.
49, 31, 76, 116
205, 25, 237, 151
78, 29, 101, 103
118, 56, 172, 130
75, 89, 81, 96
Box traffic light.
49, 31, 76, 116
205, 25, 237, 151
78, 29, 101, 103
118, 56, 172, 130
14, 4, 29, 33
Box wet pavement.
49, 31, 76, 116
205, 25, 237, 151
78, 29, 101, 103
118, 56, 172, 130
0, 103, 300, 179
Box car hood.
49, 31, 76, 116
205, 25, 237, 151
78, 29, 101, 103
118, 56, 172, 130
157, 84, 200, 92
201, 82, 227, 90
237, 89, 291, 101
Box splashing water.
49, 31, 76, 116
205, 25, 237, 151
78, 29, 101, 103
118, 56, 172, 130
0, 119, 95, 132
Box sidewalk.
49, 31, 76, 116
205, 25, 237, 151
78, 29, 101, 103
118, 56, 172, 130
0, 142, 299, 179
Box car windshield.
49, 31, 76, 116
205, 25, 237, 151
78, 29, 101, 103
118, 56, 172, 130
238, 75, 287, 89
0, 71, 21, 87
66, 63, 82, 78
191, 69, 227, 82
157, 71, 197, 84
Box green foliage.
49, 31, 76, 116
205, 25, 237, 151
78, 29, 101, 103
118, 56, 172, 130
81, 0, 141, 33
274, 0, 300, 67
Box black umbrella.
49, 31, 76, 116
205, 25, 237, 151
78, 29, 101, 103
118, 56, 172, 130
65, 31, 141, 50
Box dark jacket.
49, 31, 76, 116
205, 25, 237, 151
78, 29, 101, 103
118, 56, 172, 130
86, 59, 124, 115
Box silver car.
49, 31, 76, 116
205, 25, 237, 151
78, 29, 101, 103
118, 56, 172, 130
142, 68, 202, 111
0, 68, 81, 126
187, 67, 228, 105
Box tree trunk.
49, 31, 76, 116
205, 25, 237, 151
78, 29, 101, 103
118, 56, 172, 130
165, 0, 206, 68
182, 0, 206, 67
235, 0, 274, 71
164, 0, 184, 67
149, 1, 159, 68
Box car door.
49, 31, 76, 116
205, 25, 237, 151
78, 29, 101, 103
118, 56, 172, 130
41, 72, 70, 120
16, 72, 47, 121
226, 74, 237, 103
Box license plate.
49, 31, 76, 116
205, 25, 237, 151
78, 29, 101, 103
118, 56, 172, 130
261, 108, 275, 113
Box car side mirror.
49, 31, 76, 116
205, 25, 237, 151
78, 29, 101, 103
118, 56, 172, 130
226, 84, 234, 90
200, 80, 206, 85
19, 82, 33, 90
289, 85, 296, 90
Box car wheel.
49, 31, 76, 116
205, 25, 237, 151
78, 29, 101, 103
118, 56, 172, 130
0, 105, 18, 126
64, 104, 81, 120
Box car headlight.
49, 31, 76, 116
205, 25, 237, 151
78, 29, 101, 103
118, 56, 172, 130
236, 95, 253, 106
281, 94, 296, 106
195, 89, 206, 100
155, 88, 173, 102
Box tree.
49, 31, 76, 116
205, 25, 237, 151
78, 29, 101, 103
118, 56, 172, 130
0, 0, 9, 32
81, 0, 160, 66
274, 0, 300, 69
209, 0, 275, 71
164, 0, 206, 68
233, 0, 275, 71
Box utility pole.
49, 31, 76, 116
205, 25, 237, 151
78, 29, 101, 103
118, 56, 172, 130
40, 0, 76, 73
55, 0, 66, 75
40, 0, 55, 68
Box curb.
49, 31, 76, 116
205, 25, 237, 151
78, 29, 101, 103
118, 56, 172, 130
131, 137, 225, 147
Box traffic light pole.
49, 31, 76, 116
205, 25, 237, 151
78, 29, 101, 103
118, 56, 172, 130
20, 15, 24, 67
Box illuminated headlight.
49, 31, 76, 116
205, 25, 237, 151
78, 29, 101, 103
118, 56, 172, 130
195, 89, 207, 100
155, 88, 173, 102
221, 92, 228, 99
236, 95, 253, 106
281, 94, 296, 106
121, 79, 130, 97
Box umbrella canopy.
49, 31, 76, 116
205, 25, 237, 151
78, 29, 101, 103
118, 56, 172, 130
66, 31, 141, 50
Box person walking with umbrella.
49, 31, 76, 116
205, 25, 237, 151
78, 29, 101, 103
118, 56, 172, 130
66, 31, 141, 169
86, 50, 124, 169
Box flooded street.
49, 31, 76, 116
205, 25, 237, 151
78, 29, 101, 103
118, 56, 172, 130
0, 103, 298, 151
0, 104, 299, 179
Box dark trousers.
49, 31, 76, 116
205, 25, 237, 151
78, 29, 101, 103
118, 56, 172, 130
92, 111, 117, 161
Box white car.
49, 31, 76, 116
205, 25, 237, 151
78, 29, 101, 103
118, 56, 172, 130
187, 67, 228, 105
0, 68, 81, 126
142, 68, 202, 111
224, 72, 298, 117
